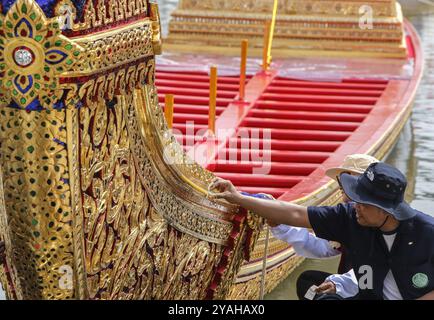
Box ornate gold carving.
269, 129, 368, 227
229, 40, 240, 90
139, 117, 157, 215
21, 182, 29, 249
76, 86, 227, 299
0, 166, 20, 299
0, 108, 75, 299
70, 20, 155, 76
71, 0, 149, 32
166, 0, 406, 58
130, 86, 235, 244
178, 0, 397, 17
0, 0, 83, 109
150, 2, 162, 55
228, 254, 304, 299
66, 106, 88, 299
0, 0, 264, 299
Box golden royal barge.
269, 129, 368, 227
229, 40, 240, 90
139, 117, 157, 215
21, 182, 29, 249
0, 0, 423, 299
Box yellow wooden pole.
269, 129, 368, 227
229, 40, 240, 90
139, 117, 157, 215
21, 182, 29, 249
267, 0, 279, 67
262, 21, 271, 72
239, 39, 248, 100
209, 66, 217, 134
164, 94, 174, 129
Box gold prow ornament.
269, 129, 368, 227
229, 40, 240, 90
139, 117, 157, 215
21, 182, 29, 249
0, 0, 263, 299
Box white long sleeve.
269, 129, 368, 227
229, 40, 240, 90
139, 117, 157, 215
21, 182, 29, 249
326, 269, 359, 298
271, 225, 340, 259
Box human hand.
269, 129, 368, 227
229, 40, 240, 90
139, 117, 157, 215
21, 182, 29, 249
208, 178, 242, 204
316, 281, 336, 295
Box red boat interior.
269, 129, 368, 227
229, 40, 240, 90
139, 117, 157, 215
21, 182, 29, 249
156, 71, 387, 198
155, 23, 421, 201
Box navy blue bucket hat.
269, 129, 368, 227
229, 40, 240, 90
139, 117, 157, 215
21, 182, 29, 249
339, 162, 417, 221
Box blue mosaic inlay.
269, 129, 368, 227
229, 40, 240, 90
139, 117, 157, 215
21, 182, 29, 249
1, 0, 87, 19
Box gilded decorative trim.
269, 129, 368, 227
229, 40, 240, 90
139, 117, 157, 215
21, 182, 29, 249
0, 107, 75, 299
57, 0, 149, 33
66, 106, 88, 299
128, 87, 235, 245
166, 1, 406, 58
75, 86, 227, 299
228, 254, 304, 300
66, 19, 154, 76
0, 166, 20, 299
178, 0, 397, 18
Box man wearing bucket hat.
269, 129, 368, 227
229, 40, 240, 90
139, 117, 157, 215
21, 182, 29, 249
209, 162, 434, 300
270, 154, 378, 299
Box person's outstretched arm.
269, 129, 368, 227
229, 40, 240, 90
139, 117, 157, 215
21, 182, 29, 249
209, 178, 311, 228
272, 225, 340, 258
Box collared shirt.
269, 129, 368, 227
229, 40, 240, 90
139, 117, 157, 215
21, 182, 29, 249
308, 203, 434, 300
271, 225, 359, 298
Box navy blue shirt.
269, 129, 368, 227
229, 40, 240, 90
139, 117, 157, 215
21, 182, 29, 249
308, 203, 434, 300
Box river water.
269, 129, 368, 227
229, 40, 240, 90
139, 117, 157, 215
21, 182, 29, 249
1, 0, 433, 300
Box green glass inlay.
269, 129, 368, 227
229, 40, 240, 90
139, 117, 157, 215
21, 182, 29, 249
66, 59, 73, 65
33, 231, 40, 238
13, 135, 19, 140
65, 44, 72, 50
27, 146, 34, 153
12, 13, 19, 20
44, 66, 49, 72
34, 83, 40, 89
30, 190, 36, 197
73, 51, 80, 57
30, 12, 36, 20
35, 23, 42, 31
26, 132, 32, 139
20, 97, 26, 105
21, 3, 27, 14
44, 42, 50, 49
6, 21, 13, 29
34, 35, 43, 42
54, 40, 62, 47
12, 89, 18, 96
34, 74, 41, 80
32, 219, 38, 226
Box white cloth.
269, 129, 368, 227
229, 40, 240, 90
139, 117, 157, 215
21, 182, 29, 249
382, 233, 403, 300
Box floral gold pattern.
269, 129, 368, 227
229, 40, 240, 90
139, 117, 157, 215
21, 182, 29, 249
0, 0, 265, 300
0, 0, 83, 109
